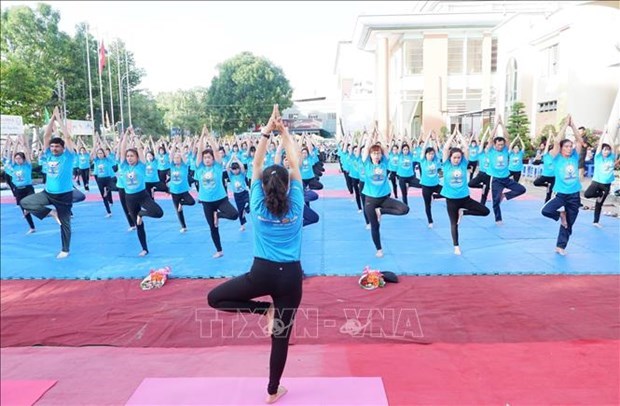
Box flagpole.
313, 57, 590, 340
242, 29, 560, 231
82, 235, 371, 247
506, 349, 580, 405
85, 25, 94, 123
106, 33, 115, 134
117, 40, 124, 135
97, 34, 105, 130
125, 49, 132, 127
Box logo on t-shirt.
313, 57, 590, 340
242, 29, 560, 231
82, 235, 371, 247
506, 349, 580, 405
47, 161, 59, 176
427, 163, 436, 176
98, 164, 105, 175
450, 169, 463, 187
202, 170, 215, 189
371, 166, 385, 184
171, 170, 181, 183
495, 155, 506, 169
564, 164, 577, 182
125, 171, 138, 187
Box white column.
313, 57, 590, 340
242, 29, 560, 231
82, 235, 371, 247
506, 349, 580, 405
375, 35, 390, 141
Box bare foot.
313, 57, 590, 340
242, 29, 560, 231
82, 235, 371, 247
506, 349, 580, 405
136, 215, 143, 226
555, 247, 566, 256
213, 211, 219, 227
177, 203, 183, 213
138, 250, 148, 257
212, 251, 223, 258
365, 223, 371, 230
454, 246, 461, 255
592, 223, 602, 228
26, 228, 36, 235
427, 223, 433, 229
128, 226, 137, 232
48, 210, 61, 225
265, 386, 288, 404
495, 220, 504, 226
179, 227, 187, 233
559, 211, 567, 228
56, 251, 69, 259
103, 187, 108, 198
375, 207, 382, 223
376, 249, 384, 258
239, 224, 246, 232
104, 213, 112, 218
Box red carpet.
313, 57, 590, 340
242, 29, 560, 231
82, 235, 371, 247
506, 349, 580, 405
1, 275, 618, 348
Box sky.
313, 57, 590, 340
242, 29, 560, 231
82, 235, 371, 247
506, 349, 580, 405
2, 1, 416, 99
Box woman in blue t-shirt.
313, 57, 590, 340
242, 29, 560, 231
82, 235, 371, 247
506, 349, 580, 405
583, 132, 616, 227
441, 129, 490, 255
508, 136, 525, 183
467, 128, 492, 205
533, 136, 556, 203
361, 129, 410, 258
168, 150, 196, 233
91, 140, 116, 217
396, 140, 420, 207
120, 129, 164, 256
347, 144, 363, 212
387, 143, 400, 199
226, 153, 251, 231
418, 130, 444, 228
194, 128, 239, 258
541, 115, 584, 255
76, 142, 92, 191
10, 134, 36, 233
208, 105, 304, 404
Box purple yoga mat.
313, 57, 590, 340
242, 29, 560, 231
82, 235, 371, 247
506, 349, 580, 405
125, 377, 388, 405
1, 380, 57, 406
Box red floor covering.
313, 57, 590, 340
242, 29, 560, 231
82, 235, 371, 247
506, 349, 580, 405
1, 276, 618, 404
1, 341, 618, 405
1, 276, 618, 347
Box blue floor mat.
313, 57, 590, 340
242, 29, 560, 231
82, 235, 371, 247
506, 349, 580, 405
1, 178, 618, 279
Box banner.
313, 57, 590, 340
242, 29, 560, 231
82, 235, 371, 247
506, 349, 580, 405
68, 119, 95, 136
0, 115, 24, 135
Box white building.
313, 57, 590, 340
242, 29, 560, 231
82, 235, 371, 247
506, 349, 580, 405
335, 0, 619, 142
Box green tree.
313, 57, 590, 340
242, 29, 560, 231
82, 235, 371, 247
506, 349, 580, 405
206, 52, 293, 134
130, 91, 166, 136
506, 101, 534, 156
157, 87, 208, 135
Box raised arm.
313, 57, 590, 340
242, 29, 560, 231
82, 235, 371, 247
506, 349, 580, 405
569, 115, 583, 156
275, 108, 301, 182
550, 117, 568, 158
253, 105, 278, 182
443, 128, 457, 162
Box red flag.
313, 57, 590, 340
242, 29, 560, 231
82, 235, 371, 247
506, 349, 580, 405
98, 40, 106, 75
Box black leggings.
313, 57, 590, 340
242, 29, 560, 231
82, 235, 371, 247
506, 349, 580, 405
446, 196, 490, 246
146, 181, 168, 199
421, 184, 443, 224
233, 190, 250, 226
78, 168, 90, 190
201, 197, 239, 252
467, 161, 479, 181
509, 170, 522, 183
171, 191, 196, 229
398, 175, 420, 206
468, 172, 491, 205
388, 170, 398, 198
95, 176, 114, 214
117, 188, 136, 228
302, 177, 323, 190
364, 194, 410, 250
125, 190, 164, 252
359, 181, 369, 225
533, 175, 556, 203
208, 257, 303, 396
584, 181, 611, 223
14, 186, 35, 229
350, 177, 362, 211
342, 171, 353, 194
20, 190, 73, 252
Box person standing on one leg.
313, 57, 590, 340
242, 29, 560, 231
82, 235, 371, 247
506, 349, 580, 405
583, 131, 616, 227
194, 126, 239, 258
419, 130, 443, 228
541, 115, 584, 255
468, 128, 492, 204
20, 107, 76, 259
533, 136, 556, 203
168, 149, 195, 233
208, 104, 304, 404
360, 126, 410, 258
119, 128, 164, 256
9, 132, 36, 234
508, 136, 525, 183
486, 115, 526, 225
441, 128, 490, 255
226, 153, 251, 231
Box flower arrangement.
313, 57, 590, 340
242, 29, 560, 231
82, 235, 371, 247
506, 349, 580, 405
358, 266, 385, 290
140, 266, 171, 290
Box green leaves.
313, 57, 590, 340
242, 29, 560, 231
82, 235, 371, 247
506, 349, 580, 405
206, 52, 293, 134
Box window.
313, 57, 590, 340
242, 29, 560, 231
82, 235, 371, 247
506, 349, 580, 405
448, 38, 464, 74
405, 39, 423, 75
491, 38, 498, 73
505, 58, 518, 117
538, 100, 557, 113
448, 37, 483, 75
467, 38, 482, 74
541, 44, 559, 77
327, 113, 337, 120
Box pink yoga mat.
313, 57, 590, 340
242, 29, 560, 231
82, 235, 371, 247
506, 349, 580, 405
1, 380, 57, 406
125, 377, 388, 405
